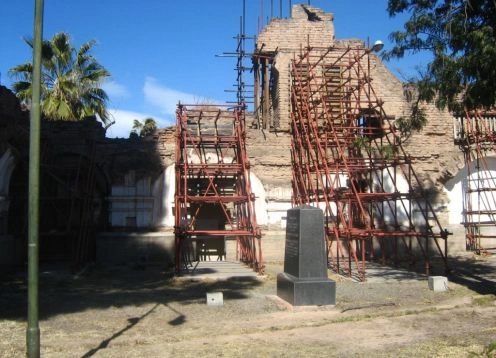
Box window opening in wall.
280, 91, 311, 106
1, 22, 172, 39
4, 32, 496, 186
357, 110, 383, 139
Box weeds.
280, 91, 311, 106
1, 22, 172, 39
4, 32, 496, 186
472, 295, 496, 307
469, 341, 496, 358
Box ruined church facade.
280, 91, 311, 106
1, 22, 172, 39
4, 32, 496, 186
2, 5, 493, 271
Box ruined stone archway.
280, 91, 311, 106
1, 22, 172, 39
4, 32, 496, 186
444, 155, 496, 251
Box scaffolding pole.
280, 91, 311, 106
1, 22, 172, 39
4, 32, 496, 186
174, 103, 263, 274
289, 45, 450, 281
454, 111, 496, 254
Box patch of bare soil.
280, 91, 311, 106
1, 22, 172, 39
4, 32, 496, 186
1, 256, 495, 358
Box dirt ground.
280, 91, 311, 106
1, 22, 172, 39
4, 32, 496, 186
1, 253, 496, 358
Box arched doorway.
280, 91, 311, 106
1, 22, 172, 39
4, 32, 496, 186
445, 155, 496, 252
8, 149, 109, 266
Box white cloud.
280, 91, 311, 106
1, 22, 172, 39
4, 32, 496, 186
103, 78, 223, 138
104, 108, 171, 138
102, 80, 130, 99
143, 77, 222, 115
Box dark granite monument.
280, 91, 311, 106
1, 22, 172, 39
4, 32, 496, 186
277, 205, 336, 305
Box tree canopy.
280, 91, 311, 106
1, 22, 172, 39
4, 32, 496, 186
130, 118, 158, 138
9, 32, 111, 123
385, 0, 496, 113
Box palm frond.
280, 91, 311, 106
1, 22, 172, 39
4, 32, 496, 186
8, 63, 33, 82
9, 31, 111, 124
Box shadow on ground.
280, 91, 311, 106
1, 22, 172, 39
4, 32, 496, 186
447, 254, 496, 295
406, 253, 495, 295
80, 303, 160, 358
0, 262, 263, 321
360, 250, 496, 295
1, 253, 494, 322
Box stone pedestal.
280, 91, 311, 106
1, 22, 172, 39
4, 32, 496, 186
277, 205, 336, 305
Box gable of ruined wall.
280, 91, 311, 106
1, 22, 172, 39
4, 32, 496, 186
367, 52, 409, 118
257, 5, 335, 52
255, 5, 336, 132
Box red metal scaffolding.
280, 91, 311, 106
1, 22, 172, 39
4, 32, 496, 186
454, 111, 496, 254
289, 45, 449, 280
174, 103, 263, 273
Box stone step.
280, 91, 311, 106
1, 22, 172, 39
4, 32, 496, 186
179, 260, 259, 280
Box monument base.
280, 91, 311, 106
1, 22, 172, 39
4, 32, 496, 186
277, 272, 336, 306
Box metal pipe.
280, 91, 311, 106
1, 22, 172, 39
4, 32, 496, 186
174, 104, 263, 273
243, 0, 246, 36
289, 45, 449, 280
27, 0, 44, 356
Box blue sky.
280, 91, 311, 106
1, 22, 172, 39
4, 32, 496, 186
0, 1, 426, 138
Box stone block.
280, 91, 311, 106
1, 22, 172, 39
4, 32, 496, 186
428, 276, 448, 292
206, 292, 223, 306
277, 272, 335, 306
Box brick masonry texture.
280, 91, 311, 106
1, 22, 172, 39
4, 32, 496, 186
249, 4, 466, 226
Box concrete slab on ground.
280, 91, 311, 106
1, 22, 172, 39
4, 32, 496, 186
178, 261, 259, 280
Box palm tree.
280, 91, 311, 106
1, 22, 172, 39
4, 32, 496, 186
141, 117, 157, 136
130, 119, 143, 138
130, 117, 157, 138
9, 32, 111, 124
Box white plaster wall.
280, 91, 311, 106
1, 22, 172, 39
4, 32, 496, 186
294, 168, 428, 230
108, 175, 154, 228
372, 166, 419, 230
153, 165, 175, 227
251, 166, 442, 231
250, 172, 268, 226
267, 201, 292, 228
153, 164, 269, 228
444, 155, 496, 227
118, 162, 442, 232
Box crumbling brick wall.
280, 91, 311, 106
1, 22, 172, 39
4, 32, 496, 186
256, 4, 335, 131
251, 5, 466, 228
257, 5, 335, 51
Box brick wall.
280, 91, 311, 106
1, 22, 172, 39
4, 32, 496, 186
256, 4, 336, 131
257, 5, 335, 52
250, 4, 466, 228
